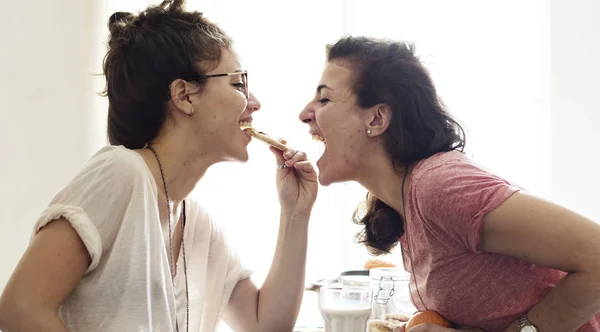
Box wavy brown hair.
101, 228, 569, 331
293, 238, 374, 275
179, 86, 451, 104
102, 0, 231, 149
327, 36, 466, 255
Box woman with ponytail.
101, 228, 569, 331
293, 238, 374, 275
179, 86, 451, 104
0, 1, 317, 331
299, 36, 600, 331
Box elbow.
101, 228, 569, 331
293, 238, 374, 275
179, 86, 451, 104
572, 259, 600, 294
260, 325, 294, 332
279, 323, 296, 332
589, 265, 600, 292
253, 321, 295, 332
264, 321, 296, 332
583, 269, 600, 305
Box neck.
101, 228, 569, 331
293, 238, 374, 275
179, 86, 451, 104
144, 133, 217, 203
356, 152, 408, 217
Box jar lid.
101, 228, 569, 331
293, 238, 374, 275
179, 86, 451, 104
340, 270, 369, 276
369, 267, 408, 281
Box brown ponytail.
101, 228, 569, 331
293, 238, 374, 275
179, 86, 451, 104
353, 193, 405, 255
102, 1, 231, 149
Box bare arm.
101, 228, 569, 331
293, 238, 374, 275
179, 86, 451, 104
223, 212, 309, 332
0, 218, 90, 332
479, 192, 600, 332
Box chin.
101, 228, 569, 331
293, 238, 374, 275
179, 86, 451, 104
318, 168, 352, 186
318, 173, 332, 186
227, 153, 248, 163
232, 147, 250, 162
219, 146, 249, 163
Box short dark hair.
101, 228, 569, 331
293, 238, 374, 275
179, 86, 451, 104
327, 36, 466, 255
102, 0, 232, 149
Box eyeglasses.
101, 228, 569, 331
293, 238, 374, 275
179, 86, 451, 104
192, 70, 249, 99
167, 71, 248, 100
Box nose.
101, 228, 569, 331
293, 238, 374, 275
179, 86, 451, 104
246, 92, 261, 113
299, 101, 314, 124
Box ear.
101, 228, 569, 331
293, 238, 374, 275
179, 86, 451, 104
168, 79, 196, 116
364, 104, 392, 137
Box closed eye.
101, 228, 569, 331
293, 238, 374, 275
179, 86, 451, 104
233, 82, 246, 91
317, 98, 330, 105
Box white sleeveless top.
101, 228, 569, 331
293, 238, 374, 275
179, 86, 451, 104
32, 145, 250, 331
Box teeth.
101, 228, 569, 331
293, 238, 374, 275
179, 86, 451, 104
239, 121, 253, 130
312, 134, 325, 143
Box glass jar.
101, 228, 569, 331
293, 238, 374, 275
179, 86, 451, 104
368, 267, 416, 321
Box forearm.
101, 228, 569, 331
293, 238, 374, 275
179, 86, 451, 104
256, 211, 310, 332
503, 269, 600, 332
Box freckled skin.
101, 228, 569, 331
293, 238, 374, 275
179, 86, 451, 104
299, 59, 383, 186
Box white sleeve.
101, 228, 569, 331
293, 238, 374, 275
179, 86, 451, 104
230, 241, 253, 282
210, 213, 253, 282
192, 201, 253, 282
32, 147, 141, 274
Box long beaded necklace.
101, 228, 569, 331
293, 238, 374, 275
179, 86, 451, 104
148, 145, 190, 332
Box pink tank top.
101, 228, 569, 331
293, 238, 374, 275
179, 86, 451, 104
399, 151, 600, 331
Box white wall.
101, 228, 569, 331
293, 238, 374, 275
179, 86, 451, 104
0, 0, 109, 289
187, 1, 350, 288
1, 1, 599, 328
550, 0, 600, 222
344, 0, 553, 197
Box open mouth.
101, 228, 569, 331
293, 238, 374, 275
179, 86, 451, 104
239, 120, 253, 130
312, 133, 326, 144
311, 132, 327, 169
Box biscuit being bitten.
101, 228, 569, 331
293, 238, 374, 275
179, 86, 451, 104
243, 128, 288, 151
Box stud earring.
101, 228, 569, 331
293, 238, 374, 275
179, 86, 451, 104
367, 129, 372, 135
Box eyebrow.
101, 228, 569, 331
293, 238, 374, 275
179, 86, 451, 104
317, 84, 333, 94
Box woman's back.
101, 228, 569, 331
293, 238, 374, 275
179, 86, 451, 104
402, 151, 600, 331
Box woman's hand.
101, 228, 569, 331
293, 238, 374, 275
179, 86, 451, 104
271, 140, 318, 218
